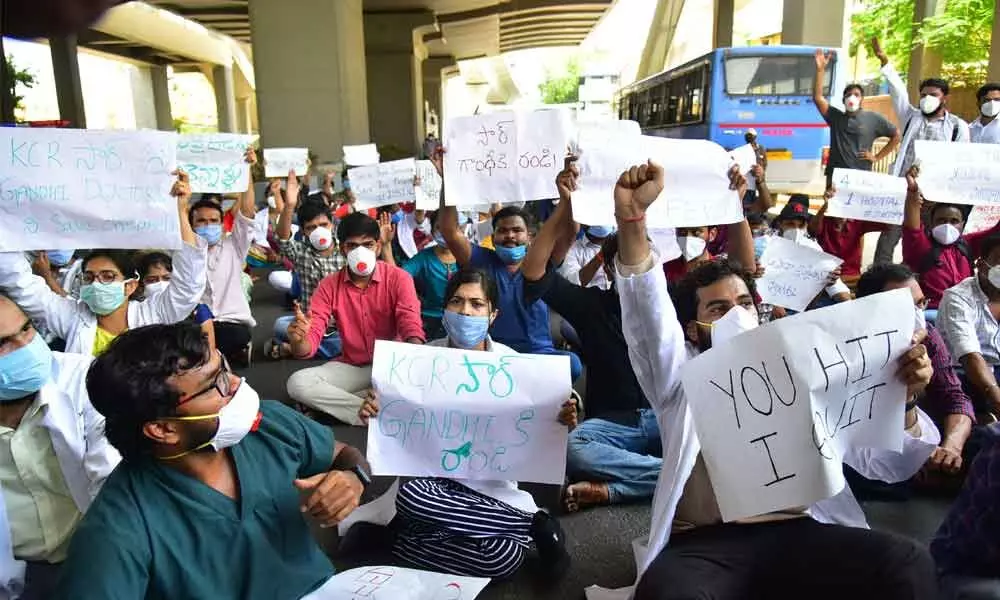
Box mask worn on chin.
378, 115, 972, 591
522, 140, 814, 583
442, 311, 491, 349
80, 281, 129, 315
782, 228, 807, 244
144, 281, 169, 297
432, 232, 448, 247
195, 224, 224, 245
931, 223, 961, 246
347, 246, 377, 276
308, 226, 334, 251
494, 244, 527, 265
920, 95, 942, 116
677, 236, 707, 262
982, 100, 1000, 119
987, 265, 1000, 290
160, 380, 262, 460
0, 334, 53, 402
845, 96, 862, 112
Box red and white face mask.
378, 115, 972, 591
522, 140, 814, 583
308, 227, 334, 251
347, 246, 377, 277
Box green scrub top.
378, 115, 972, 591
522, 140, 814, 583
56, 400, 337, 600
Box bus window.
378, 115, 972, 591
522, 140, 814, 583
724, 54, 833, 96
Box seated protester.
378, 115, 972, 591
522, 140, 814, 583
0, 172, 206, 357
434, 152, 582, 381
856, 264, 975, 475
29, 250, 79, 298
612, 162, 939, 600
381, 211, 457, 341
359, 269, 574, 579
190, 149, 258, 367
285, 212, 425, 426
268, 172, 346, 361
55, 323, 370, 599
395, 202, 434, 260
810, 188, 887, 289
902, 172, 1000, 311
137, 251, 218, 352
931, 427, 1000, 599
246, 180, 285, 269
663, 194, 756, 286
938, 233, 1000, 421
522, 163, 669, 512
767, 194, 852, 304
0, 293, 120, 599
559, 224, 615, 290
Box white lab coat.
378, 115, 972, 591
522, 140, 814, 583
0, 352, 121, 598
614, 253, 939, 589
560, 238, 610, 290
0, 241, 208, 357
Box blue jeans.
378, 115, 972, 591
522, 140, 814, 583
566, 409, 663, 503
273, 315, 342, 359
532, 346, 582, 382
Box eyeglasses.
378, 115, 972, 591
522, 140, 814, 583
177, 351, 235, 406
0, 320, 32, 350
82, 270, 124, 285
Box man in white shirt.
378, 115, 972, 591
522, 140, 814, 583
611, 161, 939, 599
0, 293, 120, 599
971, 83, 1000, 144
559, 225, 614, 291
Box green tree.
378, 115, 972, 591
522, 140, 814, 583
539, 58, 580, 105
2, 55, 37, 123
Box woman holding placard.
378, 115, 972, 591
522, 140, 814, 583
358, 268, 577, 580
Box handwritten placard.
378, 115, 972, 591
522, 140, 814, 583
757, 236, 844, 312
679, 289, 914, 522
916, 140, 1000, 205
303, 566, 489, 600
730, 143, 758, 190
263, 147, 308, 178
966, 204, 1000, 234
573, 119, 641, 155
176, 133, 256, 194
826, 168, 907, 225
348, 158, 417, 209
0, 128, 180, 251
367, 340, 571, 484
343, 143, 380, 167
415, 159, 442, 210
574, 136, 741, 227
515, 109, 572, 202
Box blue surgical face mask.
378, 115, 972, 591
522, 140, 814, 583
588, 225, 615, 239
80, 281, 128, 315
391, 209, 404, 225
442, 310, 491, 349
433, 231, 447, 247
195, 224, 223, 245
342, 180, 351, 191
494, 244, 527, 265
0, 334, 53, 402
46, 250, 75, 267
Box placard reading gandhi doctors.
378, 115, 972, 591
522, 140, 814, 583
367, 341, 571, 484
0, 127, 180, 251
679, 289, 915, 522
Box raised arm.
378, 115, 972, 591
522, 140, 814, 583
810, 188, 835, 237
238, 147, 258, 219
0, 251, 81, 340
724, 166, 756, 273
523, 160, 577, 282
278, 170, 300, 242
873, 36, 915, 121
903, 168, 923, 231
432, 147, 473, 267
744, 163, 774, 214
172, 170, 197, 247
813, 49, 832, 118
378, 212, 398, 268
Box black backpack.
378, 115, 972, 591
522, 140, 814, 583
919, 236, 973, 275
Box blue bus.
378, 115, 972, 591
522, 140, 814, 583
617, 45, 844, 194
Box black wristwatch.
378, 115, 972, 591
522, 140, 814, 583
350, 464, 371, 490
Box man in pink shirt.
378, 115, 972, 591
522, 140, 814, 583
285, 212, 425, 425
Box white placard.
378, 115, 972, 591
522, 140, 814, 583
0, 128, 180, 250
730, 143, 758, 190
574, 136, 741, 228
416, 159, 442, 210
444, 111, 519, 205
367, 340, 571, 484
303, 566, 489, 600
348, 158, 417, 209
515, 109, 573, 202
680, 289, 914, 522
757, 236, 844, 312
966, 204, 1000, 234
574, 119, 641, 154
263, 147, 308, 178
176, 133, 257, 194
916, 140, 1000, 205
343, 143, 380, 167
826, 168, 907, 225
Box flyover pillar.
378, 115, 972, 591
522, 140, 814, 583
780, 0, 849, 48
212, 64, 237, 133
150, 65, 174, 131
422, 56, 454, 143
249, 0, 369, 163
49, 36, 87, 128
364, 12, 436, 157
713, 0, 734, 48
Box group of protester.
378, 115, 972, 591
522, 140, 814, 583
4, 34, 1000, 600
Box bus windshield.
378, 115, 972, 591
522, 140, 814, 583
724, 54, 833, 96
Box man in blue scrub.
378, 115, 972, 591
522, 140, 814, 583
56, 323, 371, 599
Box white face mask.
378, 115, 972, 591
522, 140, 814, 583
920, 95, 942, 116
931, 223, 961, 246
988, 265, 1000, 290
267, 197, 277, 210
308, 226, 334, 251
347, 245, 377, 277
144, 281, 169, 297
710, 305, 760, 348
914, 305, 926, 333
677, 236, 707, 262
982, 100, 1000, 118
210, 380, 261, 451
845, 95, 862, 112
782, 228, 807, 244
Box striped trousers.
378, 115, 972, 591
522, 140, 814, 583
392, 478, 534, 578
